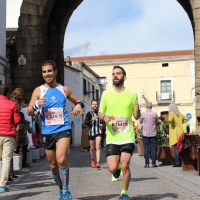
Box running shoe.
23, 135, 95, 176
119, 194, 130, 200
59, 190, 73, 200
113, 168, 121, 179
111, 174, 118, 182
91, 159, 96, 168
96, 162, 100, 168
0, 187, 9, 193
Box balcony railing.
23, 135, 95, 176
156, 91, 175, 103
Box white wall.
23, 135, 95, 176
0, 0, 6, 84
64, 66, 82, 146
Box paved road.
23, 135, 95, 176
1, 147, 200, 200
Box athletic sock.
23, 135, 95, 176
52, 172, 62, 190
59, 166, 69, 190
121, 189, 128, 195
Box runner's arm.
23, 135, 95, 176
27, 87, 40, 116
64, 86, 84, 116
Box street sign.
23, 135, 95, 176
186, 113, 192, 120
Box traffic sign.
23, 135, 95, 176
186, 113, 192, 120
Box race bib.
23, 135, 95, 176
44, 108, 64, 125
111, 116, 130, 133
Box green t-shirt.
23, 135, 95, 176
99, 88, 138, 145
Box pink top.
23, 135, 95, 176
139, 110, 158, 137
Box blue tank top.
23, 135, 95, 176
39, 84, 71, 134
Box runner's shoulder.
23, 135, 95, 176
125, 88, 137, 96
102, 88, 113, 96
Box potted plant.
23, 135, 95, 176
156, 120, 175, 164
135, 128, 144, 156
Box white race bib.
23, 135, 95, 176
111, 116, 130, 133
44, 108, 64, 125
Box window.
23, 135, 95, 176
160, 80, 171, 100
162, 63, 168, 67
83, 79, 87, 95
92, 85, 95, 99
88, 82, 91, 97
96, 89, 99, 100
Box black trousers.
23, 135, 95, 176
16, 144, 28, 168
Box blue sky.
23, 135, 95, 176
64, 0, 194, 57
7, 0, 194, 57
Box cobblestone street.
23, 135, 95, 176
0, 147, 200, 200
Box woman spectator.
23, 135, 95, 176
168, 102, 188, 167
15, 112, 33, 171
10, 88, 24, 112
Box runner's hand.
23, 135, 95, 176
38, 97, 47, 107
71, 104, 82, 116
104, 115, 112, 123
134, 102, 140, 112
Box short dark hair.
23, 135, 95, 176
42, 60, 57, 70
0, 84, 9, 96
113, 66, 126, 76
91, 99, 98, 104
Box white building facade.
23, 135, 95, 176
64, 62, 106, 146
0, 0, 7, 84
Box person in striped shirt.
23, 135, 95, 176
84, 99, 102, 168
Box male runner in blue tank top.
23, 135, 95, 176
27, 60, 84, 200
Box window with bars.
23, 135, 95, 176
96, 89, 99, 100
83, 79, 87, 96
160, 80, 171, 100
92, 85, 95, 99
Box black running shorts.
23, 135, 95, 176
105, 143, 135, 157
88, 133, 102, 141
42, 130, 71, 150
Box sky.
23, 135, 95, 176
6, 0, 194, 57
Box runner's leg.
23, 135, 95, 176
45, 148, 62, 190
120, 152, 131, 194
95, 136, 101, 163
56, 137, 70, 190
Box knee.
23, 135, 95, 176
96, 144, 101, 150
90, 146, 95, 151
49, 161, 58, 171
108, 165, 118, 173
56, 156, 66, 167
121, 163, 129, 174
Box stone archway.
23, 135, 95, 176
7, 0, 200, 132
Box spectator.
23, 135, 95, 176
0, 85, 21, 193
15, 112, 33, 171
10, 88, 24, 112
168, 102, 188, 167
139, 102, 158, 168
84, 99, 102, 168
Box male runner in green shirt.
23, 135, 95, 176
98, 66, 140, 200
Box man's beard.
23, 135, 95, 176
113, 78, 124, 86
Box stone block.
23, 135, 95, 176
29, 149, 40, 160
195, 62, 200, 70
196, 110, 200, 117
40, 148, 45, 157
195, 79, 200, 87
192, 1, 200, 9
13, 155, 22, 171
26, 151, 32, 164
